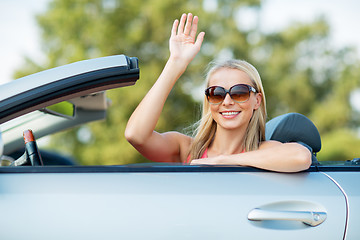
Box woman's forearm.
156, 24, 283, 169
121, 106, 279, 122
231, 143, 312, 172
125, 58, 188, 145
191, 142, 312, 173
125, 13, 204, 149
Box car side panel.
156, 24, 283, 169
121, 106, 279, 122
0, 171, 346, 240
323, 171, 360, 240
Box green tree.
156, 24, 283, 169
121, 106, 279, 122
14, 0, 360, 164
254, 18, 360, 161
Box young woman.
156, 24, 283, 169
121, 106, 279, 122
125, 13, 311, 172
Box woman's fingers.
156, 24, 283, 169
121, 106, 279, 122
169, 13, 204, 61
195, 31, 205, 48
171, 19, 179, 38
189, 15, 199, 39
183, 13, 193, 35
177, 13, 187, 35
190, 159, 212, 165
175, 13, 199, 38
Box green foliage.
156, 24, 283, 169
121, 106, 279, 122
14, 0, 360, 164
318, 128, 360, 161
46, 102, 74, 117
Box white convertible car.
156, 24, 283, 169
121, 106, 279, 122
0, 55, 359, 239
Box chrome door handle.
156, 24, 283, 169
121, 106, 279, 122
248, 208, 327, 227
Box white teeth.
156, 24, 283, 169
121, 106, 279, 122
221, 111, 239, 116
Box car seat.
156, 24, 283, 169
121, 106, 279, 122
265, 113, 321, 165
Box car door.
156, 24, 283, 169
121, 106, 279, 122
318, 164, 360, 239
107, 168, 346, 240
0, 166, 346, 240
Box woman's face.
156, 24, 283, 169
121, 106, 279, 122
207, 68, 262, 131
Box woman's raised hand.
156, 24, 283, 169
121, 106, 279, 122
169, 13, 205, 64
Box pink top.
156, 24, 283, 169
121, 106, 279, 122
201, 148, 209, 158
185, 149, 208, 164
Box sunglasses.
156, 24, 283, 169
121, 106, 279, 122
205, 84, 257, 105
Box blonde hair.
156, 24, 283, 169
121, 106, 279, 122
189, 59, 267, 160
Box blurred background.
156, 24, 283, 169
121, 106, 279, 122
1, 0, 359, 164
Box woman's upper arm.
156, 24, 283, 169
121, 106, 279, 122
258, 140, 282, 149
129, 131, 192, 163
259, 140, 311, 155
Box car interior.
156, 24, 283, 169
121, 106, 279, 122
0, 55, 141, 167
0, 92, 109, 166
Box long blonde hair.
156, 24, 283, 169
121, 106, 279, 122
189, 59, 267, 160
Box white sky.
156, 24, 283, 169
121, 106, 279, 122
0, 0, 359, 87
1, 0, 48, 84
261, 0, 360, 47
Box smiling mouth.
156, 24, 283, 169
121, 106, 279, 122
220, 111, 240, 116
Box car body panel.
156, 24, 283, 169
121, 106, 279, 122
0, 168, 346, 240
322, 171, 360, 239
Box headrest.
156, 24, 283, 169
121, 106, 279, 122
265, 113, 321, 165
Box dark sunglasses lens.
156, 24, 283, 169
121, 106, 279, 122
230, 85, 250, 102
207, 87, 225, 104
